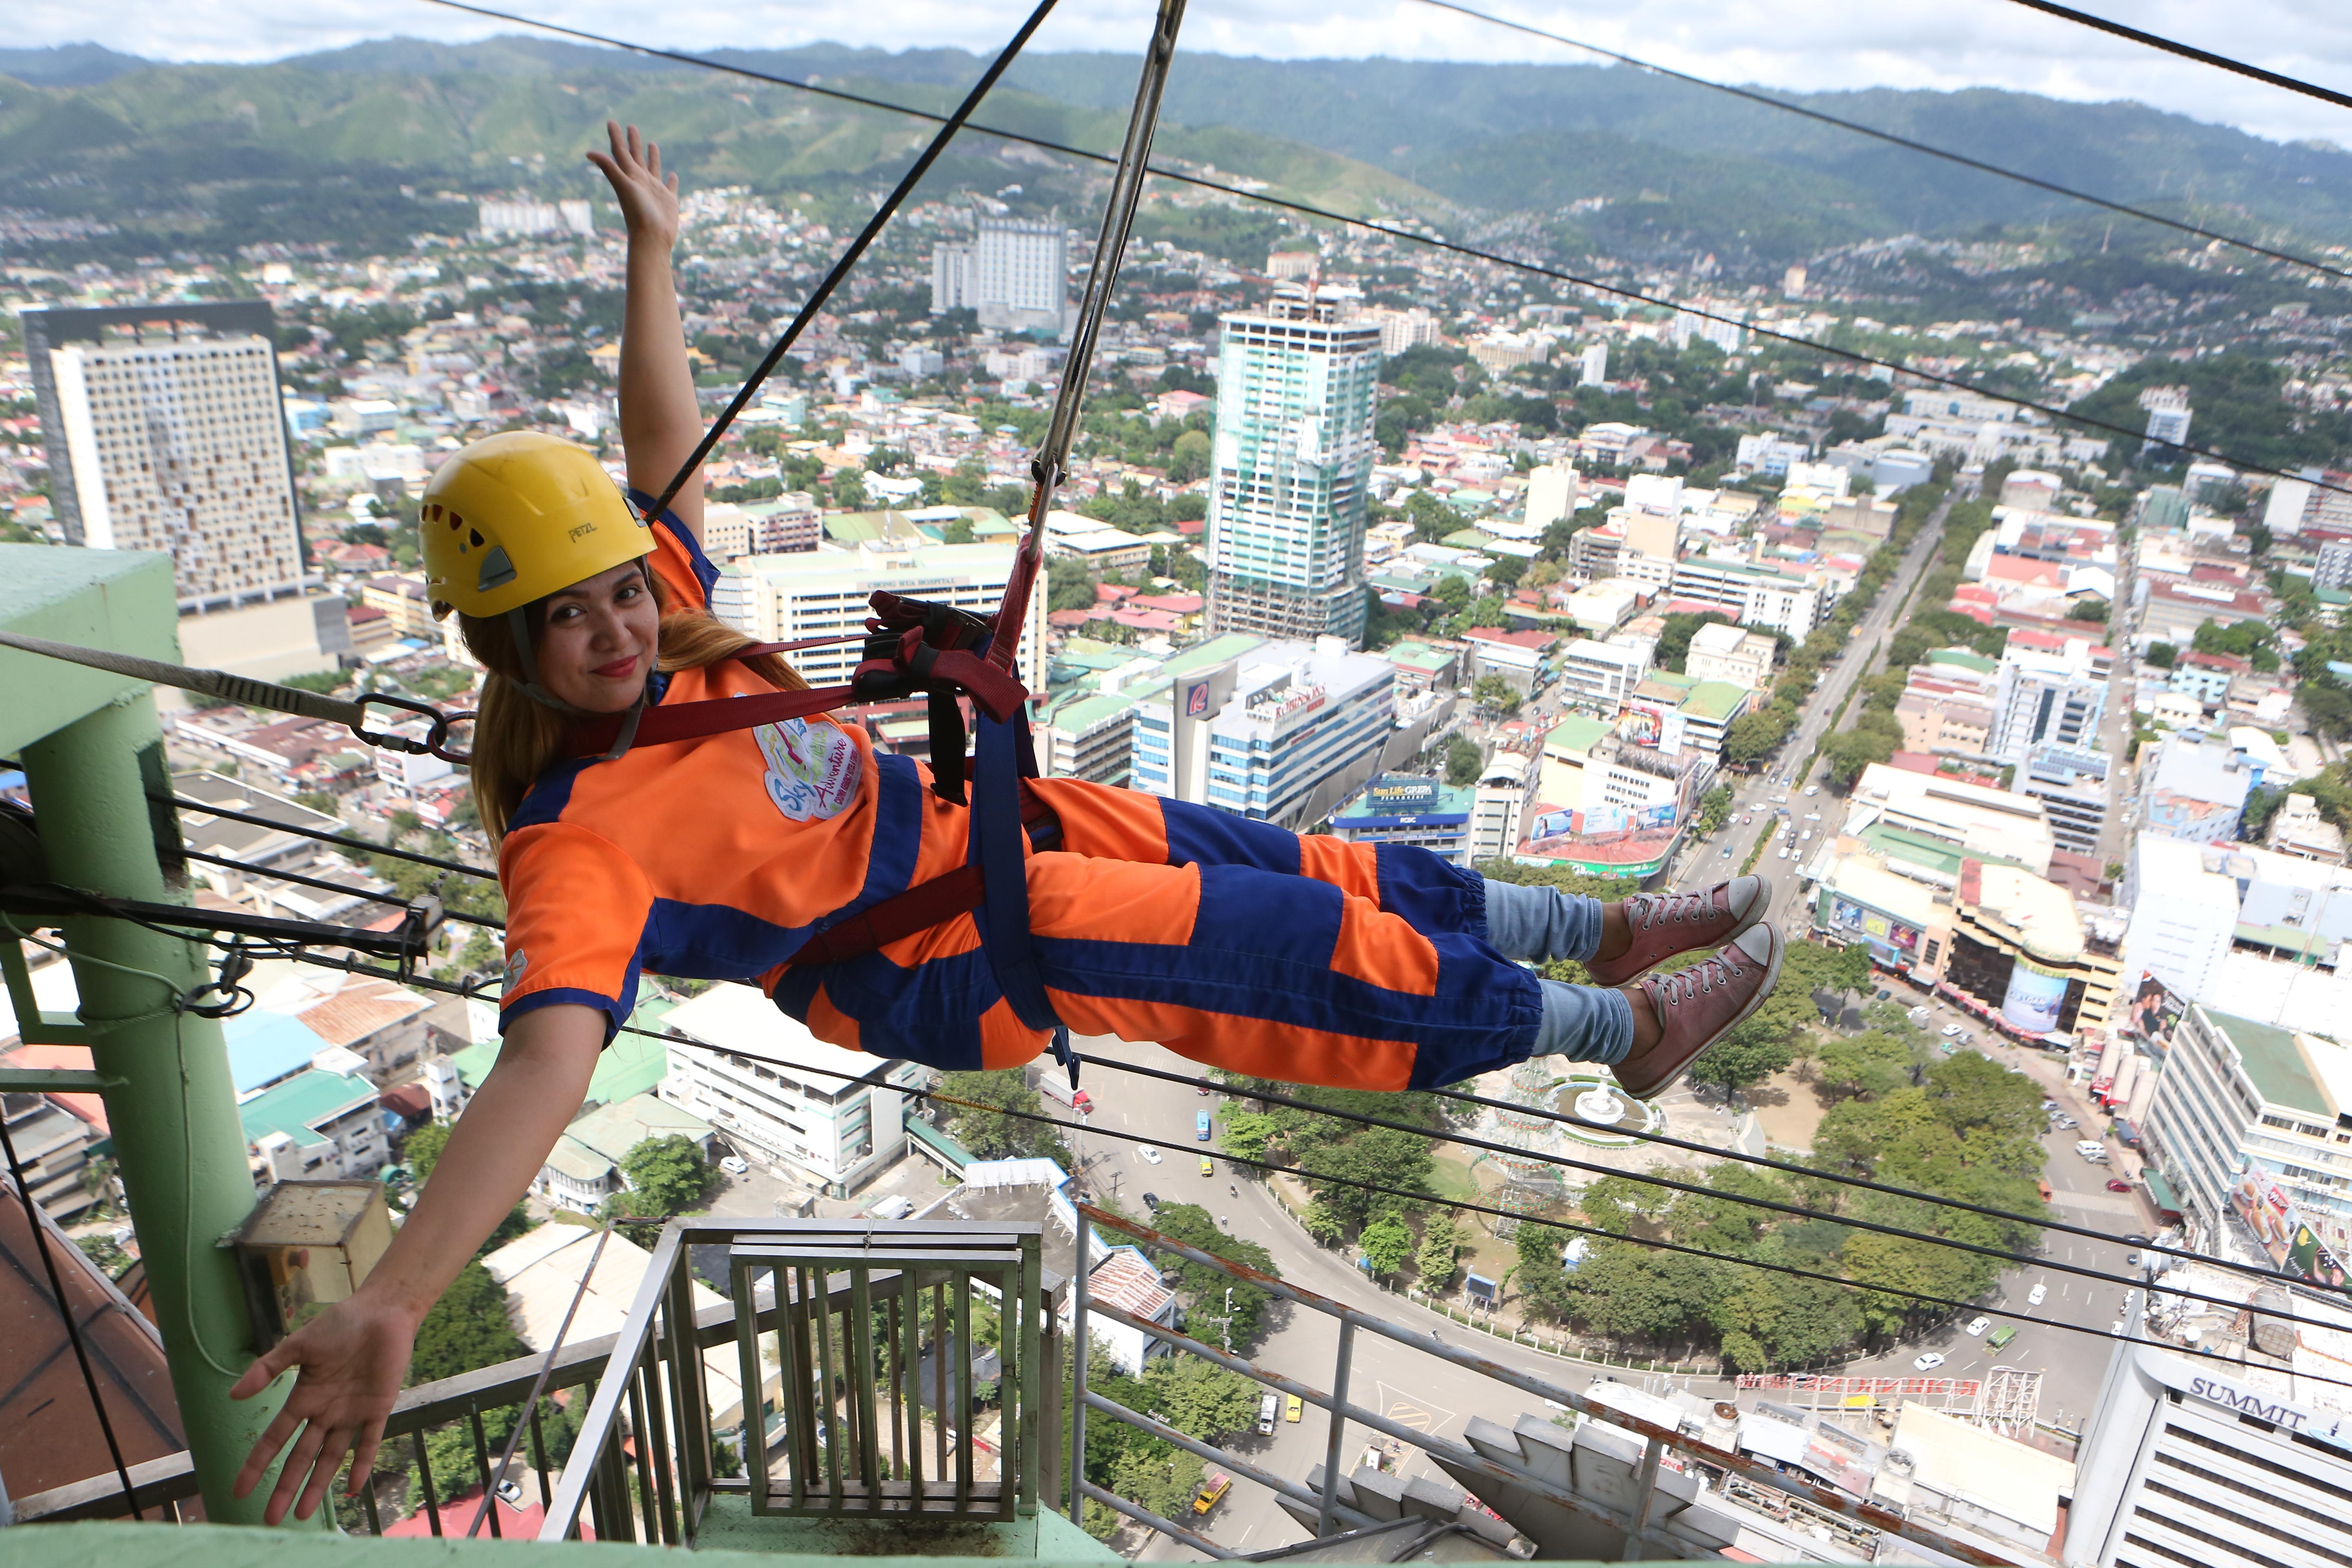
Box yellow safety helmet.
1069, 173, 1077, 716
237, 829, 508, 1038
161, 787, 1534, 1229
421, 431, 652, 620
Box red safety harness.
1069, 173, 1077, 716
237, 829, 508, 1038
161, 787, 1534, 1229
572, 527, 1075, 1060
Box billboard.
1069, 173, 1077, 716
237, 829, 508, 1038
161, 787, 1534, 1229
2123, 971, 2186, 1062
1529, 807, 1577, 842
2001, 959, 2071, 1034
1830, 897, 1922, 953
1617, 703, 1664, 748
2232, 1172, 2352, 1290
1364, 776, 1443, 814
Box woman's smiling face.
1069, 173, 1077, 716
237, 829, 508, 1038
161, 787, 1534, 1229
537, 560, 659, 711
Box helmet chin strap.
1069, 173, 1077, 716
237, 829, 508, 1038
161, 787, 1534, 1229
503, 585, 652, 762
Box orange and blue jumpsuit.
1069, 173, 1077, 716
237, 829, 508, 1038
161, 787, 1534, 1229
495, 519, 1632, 1093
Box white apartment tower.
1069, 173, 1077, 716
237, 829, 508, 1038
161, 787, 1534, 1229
930, 217, 1070, 335
1206, 287, 1382, 645
26, 303, 306, 614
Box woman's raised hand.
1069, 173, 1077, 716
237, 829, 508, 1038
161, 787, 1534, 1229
229, 1291, 422, 1525
587, 120, 681, 247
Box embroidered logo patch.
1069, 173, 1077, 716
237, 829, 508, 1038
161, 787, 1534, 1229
505, 948, 528, 983
755, 718, 860, 822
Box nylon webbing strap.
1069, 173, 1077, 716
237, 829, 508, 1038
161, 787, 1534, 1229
970, 709, 1060, 1033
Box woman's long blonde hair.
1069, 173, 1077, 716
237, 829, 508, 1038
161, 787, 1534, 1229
458, 568, 807, 841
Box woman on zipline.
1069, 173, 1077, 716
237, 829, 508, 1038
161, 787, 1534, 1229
231, 122, 1784, 1523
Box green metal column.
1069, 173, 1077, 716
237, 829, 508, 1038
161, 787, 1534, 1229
20, 690, 301, 1524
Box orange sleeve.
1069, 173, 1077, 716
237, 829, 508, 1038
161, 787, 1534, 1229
497, 820, 656, 1042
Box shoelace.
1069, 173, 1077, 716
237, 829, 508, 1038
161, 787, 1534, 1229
1644, 945, 1752, 1009
1630, 887, 1716, 931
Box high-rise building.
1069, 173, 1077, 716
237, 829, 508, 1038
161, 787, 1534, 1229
2140, 385, 2194, 454
2065, 1338, 2352, 1568
1988, 631, 2109, 764
929, 217, 1069, 334
1129, 631, 1397, 827
708, 531, 1046, 691
26, 302, 307, 614
1579, 342, 1608, 385
1205, 288, 1381, 645
1522, 463, 1578, 532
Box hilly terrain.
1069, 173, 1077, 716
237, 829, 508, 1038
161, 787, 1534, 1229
2, 35, 2348, 270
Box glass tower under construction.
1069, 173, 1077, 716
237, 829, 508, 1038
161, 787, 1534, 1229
1205, 287, 1381, 646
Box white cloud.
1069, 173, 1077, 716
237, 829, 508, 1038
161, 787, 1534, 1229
13, 0, 2352, 147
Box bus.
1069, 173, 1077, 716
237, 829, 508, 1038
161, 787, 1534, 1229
1196, 1109, 1213, 1141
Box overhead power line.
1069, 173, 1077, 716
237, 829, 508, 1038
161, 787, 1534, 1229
1410, 0, 2352, 285
1996, 0, 2352, 113
1070, 1051, 2298, 1316
416, 0, 2352, 504
1085, 1051, 2301, 1297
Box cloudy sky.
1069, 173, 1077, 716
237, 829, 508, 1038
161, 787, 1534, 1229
18, 0, 2352, 147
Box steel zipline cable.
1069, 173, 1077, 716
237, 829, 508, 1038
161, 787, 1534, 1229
1995, 0, 2352, 114
412, 0, 2352, 506
1408, 0, 2352, 286
75, 837, 2311, 1305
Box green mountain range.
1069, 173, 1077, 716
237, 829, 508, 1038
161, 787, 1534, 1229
2, 36, 2347, 270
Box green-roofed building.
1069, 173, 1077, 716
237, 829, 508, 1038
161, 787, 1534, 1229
449, 997, 672, 1113
1041, 690, 1139, 786
1158, 633, 1264, 680
1383, 639, 1461, 692
1544, 715, 1612, 757
1440, 529, 1496, 552
2144, 1003, 2352, 1247
240, 1069, 387, 1181
1925, 647, 1998, 676
1673, 680, 1753, 760
537, 1092, 721, 1215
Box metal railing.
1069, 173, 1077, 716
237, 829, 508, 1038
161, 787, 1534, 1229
23, 1206, 2030, 1565
1069, 1203, 2024, 1567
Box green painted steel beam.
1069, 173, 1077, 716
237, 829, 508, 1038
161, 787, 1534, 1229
0, 1066, 119, 1092
6, 543, 306, 1526
0, 544, 179, 757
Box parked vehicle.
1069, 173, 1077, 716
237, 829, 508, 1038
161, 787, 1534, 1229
1942, 1024, 1964, 1038
1285, 1393, 1304, 1423
1875, 989, 1892, 1000
2036, 1180, 2052, 1203
1257, 1392, 1280, 1435
719, 1155, 748, 1176
1142, 1192, 1159, 1212
2076, 1140, 2108, 1163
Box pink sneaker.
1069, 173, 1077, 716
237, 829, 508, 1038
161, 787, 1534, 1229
1586, 876, 1774, 987
1613, 924, 1785, 1101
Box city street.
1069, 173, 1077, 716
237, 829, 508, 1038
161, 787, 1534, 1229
1664, 491, 1954, 904
1066, 1037, 1673, 1561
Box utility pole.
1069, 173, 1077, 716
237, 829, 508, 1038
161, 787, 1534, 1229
1221, 1285, 1234, 1354
0, 548, 304, 1525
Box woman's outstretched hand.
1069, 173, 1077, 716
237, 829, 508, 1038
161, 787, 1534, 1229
586, 120, 681, 247
230, 1291, 422, 1525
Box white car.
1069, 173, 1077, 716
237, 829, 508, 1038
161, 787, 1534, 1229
1913, 1352, 1946, 1371
1777, 846, 1790, 859
719, 1155, 748, 1176
1804, 784, 1820, 797
1966, 1316, 1991, 1336
1941, 1024, 1964, 1038
2028, 1282, 2048, 1306
1138, 1145, 1163, 1165
1800, 829, 1813, 842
